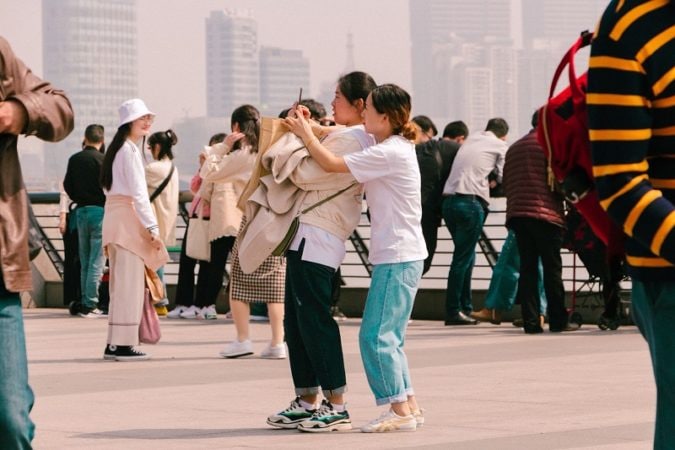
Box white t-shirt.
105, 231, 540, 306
105, 140, 158, 233
442, 130, 507, 203
344, 135, 428, 265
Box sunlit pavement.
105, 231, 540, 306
25, 308, 654, 449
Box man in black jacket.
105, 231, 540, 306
416, 123, 463, 274
63, 124, 106, 318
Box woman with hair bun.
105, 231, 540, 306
284, 83, 427, 433
145, 129, 180, 315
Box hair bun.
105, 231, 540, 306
166, 129, 178, 145
400, 122, 418, 141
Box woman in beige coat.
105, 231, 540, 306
201, 105, 287, 359
145, 129, 179, 316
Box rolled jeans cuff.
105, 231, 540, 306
295, 386, 321, 397
375, 390, 411, 406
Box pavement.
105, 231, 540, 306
24, 309, 655, 449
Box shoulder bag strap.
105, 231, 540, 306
300, 182, 358, 215
149, 164, 175, 203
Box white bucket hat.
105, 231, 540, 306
118, 98, 155, 127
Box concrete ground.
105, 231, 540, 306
24, 309, 655, 449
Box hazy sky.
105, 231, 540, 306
0, 0, 430, 130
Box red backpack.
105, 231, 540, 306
537, 30, 624, 258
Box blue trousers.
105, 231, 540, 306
443, 195, 485, 317
631, 280, 675, 449
359, 261, 422, 406
75, 206, 105, 309
0, 277, 35, 449
484, 229, 547, 313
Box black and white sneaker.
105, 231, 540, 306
103, 344, 117, 361
79, 307, 105, 319
266, 397, 316, 429
297, 399, 352, 432
103, 345, 150, 361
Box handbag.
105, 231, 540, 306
139, 288, 161, 344
185, 202, 211, 261
272, 182, 358, 256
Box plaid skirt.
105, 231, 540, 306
230, 223, 286, 304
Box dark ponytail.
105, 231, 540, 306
148, 129, 178, 160
100, 123, 132, 190
231, 104, 260, 153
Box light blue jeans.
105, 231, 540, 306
76, 206, 105, 309
0, 290, 35, 449
359, 260, 423, 406
484, 230, 547, 313
155, 267, 169, 306
631, 280, 675, 449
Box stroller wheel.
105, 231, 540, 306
569, 311, 583, 327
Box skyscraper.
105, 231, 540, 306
206, 10, 259, 118
259, 46, 310, 117
410, 0, 511, 117
42, 0, 138, 179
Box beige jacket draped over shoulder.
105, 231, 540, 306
237, 127, 370, 274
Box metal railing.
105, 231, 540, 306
28, 192, 619, 292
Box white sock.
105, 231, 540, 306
299, 399, 315, 410
332, 403, 346, 412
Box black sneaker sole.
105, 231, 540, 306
220, 351, 254, 359
298, 421, 352, 432
266, 418, 304, 429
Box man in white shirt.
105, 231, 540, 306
441, 118, 508, 325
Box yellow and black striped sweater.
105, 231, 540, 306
588, 0, 675, 281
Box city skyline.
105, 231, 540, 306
0, 0, 613, 187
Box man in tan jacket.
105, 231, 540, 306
0, 36, 74, 448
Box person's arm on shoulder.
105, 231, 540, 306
283, 110, 349, 173
0, 37, 73, 141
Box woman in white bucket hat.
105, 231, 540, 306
100, 99, 169, 361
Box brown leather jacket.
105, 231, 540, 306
0, 37, 74, 292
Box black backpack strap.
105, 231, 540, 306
149, 164, 175, 203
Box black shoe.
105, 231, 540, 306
331, 306, 347, 322
104, 345, 149, 361
103, 344, 116, 361
524, 326, 544, 334
445, 312, 478, 325
550, 322, 581, 333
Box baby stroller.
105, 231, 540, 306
563, 207, 626, 330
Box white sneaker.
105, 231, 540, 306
360, 409, 417, 433
219, 340, 253, 358
197, 305, 217, 320
412, 408, 425, 427
260, 343, 287, 359
167, 305, 187, 319
179, 305, 201, 319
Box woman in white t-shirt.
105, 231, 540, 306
284, 84, 427, 433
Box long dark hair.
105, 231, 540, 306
100, 123, 138, 190
148, 129, 178, 160
231, 105, 260, 153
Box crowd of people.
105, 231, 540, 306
1, 1, 674, 446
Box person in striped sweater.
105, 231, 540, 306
588, 1, 675, 446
